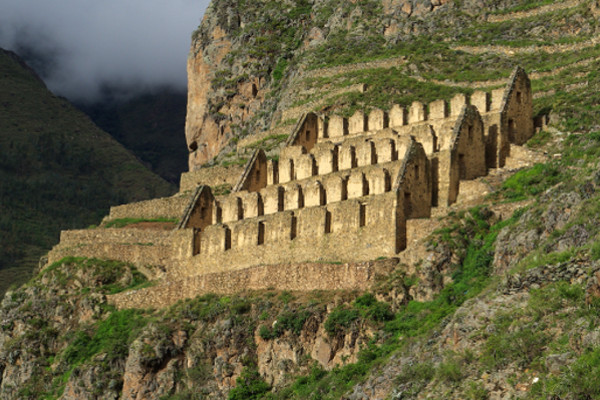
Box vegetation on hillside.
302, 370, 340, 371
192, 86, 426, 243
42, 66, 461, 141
76, 88, 188, 184
0, 49, 175, 296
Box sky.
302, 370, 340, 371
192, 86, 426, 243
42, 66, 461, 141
0, 0, 211, 103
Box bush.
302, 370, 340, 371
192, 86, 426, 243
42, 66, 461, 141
258, 308, 311, 339
228, 365, 270, 400
590, 240, 600, 260
354, 293, 394, 322
465, 381, 489, 400
324, 306, 359, 336
395, 362, 435, 395
482, 322, 549, 369
436, 358, 464, 384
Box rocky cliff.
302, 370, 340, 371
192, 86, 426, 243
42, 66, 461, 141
185, 0, 599, 170
185, 0, 460, 169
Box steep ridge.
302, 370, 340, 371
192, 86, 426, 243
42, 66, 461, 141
76, 88, 189, 184
186, 0, 600, 167
0, 49, 175, 297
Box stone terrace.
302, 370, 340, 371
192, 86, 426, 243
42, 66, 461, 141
46, 67, 536, 305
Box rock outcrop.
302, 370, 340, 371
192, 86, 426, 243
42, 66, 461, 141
184, 0, 465, 170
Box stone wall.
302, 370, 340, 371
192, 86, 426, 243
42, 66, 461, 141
450, 105, 487, 181
176, 191, 403, 277
297, 67, 533, 171
286, 112, 321, 152
275, 134, 410, 187
179, 165, 243, 193
46, 229, 194, 269
214, 159, 405, 222
233, 149, 268, 192
395, 142, 432, 219
109, 259, 398, 310
501, 67, 534, 146
105, 195, 192, 221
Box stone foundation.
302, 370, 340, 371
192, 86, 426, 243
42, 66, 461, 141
108, 258, 398, 309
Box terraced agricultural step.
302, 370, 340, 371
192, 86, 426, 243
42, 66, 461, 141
280, 84, 367, 122
296, 56, 407, 81
487, 0, 585, 23
453, 34, 600, 55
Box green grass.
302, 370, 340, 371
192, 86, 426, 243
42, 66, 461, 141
481, 311, 550, 369
62, 308, 149, 365
271, 206, 521, 399
212, 183, 233, 196
243, 134, 288, 152
39, 257, 150, 295
103, 217, 178, 229
497, 163, 564, 201
306, 66, 473, 117
530, 347, 600, 399
512, 248, 578, 273
490, 0, 556, 15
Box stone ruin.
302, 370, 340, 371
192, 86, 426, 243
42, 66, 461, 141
47, 67, 534, 293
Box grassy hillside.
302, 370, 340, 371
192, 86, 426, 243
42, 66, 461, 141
194, 0, 600, 160
0, 49, 176, 296
76, 88, 188, 184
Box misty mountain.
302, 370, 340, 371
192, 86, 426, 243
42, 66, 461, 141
76, 87, 189, 184
0, 48, 175, 296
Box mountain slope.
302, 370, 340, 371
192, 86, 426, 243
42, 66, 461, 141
76, 88, 189, 184
0, 49, 175, 296
185, 0, 600, 167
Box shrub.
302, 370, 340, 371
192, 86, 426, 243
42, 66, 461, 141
228, 365, 270, 400
436, 358, 464, 384
258, 324, 278, 340
258, 308, 311, 339
590, 240, 600, 260
395, 361, 435, 395
278, 291, 294, 304
354, 293, 394, 322
465, 381, 489, 400
324, 306, 359, 336
482, 322, 549, 369
272, 58, 288, 83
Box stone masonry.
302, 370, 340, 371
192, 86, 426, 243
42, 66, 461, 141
46, 67, 534, 300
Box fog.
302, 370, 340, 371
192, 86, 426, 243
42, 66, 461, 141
0, 0, 211, 102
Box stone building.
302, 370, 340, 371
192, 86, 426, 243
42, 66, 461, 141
47, 67, 534, 287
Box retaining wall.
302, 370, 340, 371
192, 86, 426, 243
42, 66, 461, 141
108, 258, 399, 309
105, 195, 191, 221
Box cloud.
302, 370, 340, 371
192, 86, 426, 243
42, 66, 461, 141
0, 0, 211, 102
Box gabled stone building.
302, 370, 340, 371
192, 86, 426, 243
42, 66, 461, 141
47, 67, 534, 291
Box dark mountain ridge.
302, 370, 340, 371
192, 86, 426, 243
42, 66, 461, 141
0, 48, 175, 296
